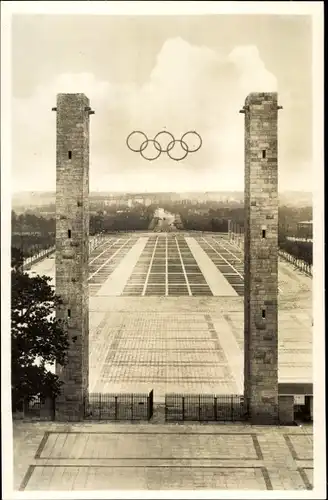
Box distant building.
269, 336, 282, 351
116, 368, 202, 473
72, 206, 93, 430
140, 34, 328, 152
297, 220, 313, 240
192, 208, 210, 215
104, 199, 116, 207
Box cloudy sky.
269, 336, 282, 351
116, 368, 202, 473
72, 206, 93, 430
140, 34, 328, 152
12, 14, 312, 193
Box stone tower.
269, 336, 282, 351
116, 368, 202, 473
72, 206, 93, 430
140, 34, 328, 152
53, 93, 94, 421
241, 92, 282, 424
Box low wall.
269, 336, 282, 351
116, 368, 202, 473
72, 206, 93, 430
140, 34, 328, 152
228, 232, 312, 277
23, 235, 106, 270
23, 247, 55, 270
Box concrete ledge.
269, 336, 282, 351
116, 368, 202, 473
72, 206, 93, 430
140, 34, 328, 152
278, 383, 313, 396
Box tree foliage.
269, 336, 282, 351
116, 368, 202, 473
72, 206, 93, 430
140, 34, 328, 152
11, 246, 24, 270
279, 236, 312, 265
11, 210, 55, 258
11, 251, 69, 411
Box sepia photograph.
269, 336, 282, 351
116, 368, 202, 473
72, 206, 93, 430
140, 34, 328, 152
1, 1, 325, 498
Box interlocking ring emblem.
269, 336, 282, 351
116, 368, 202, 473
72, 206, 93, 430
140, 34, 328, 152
126, 130, 202, 161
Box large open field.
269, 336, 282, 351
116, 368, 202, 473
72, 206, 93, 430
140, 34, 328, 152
28, 233, 312, 397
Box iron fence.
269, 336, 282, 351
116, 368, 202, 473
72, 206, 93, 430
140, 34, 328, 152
84, 390, 154, 421
22, 246, 55, 270
278, 250, 312, 277
165, 394, 246, 422
23, 396, 55, 420
227, 232, 312, 277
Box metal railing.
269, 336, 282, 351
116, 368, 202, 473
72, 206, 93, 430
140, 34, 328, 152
22, 395, 55, 420
278, 249, 312, 277
84, 391, 154, 421
165, 393, 246, 422
23, 246, 55, 270
228, 223, 312, 277
21, 234, 107, 271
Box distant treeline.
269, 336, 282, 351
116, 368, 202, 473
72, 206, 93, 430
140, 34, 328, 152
11, 234, 55, 258
11, 203, 313, 265
178, 205, 312, 234
11, 211, 55, 257
12, 207, 155, 256
12, 210, 55, 234
182, 216, 229, 232
90, 206, 155, 234
178, 204, 313, 266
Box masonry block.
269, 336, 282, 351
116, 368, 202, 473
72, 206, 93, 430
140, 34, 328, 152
54, 93, 92, 421
243, 92, 281, 425
278, 395, 294, 425
304, 396, 313, 421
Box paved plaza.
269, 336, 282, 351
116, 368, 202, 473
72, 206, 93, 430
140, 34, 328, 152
14, 421, 313, 491
29, 233, 312, 396
16, 232, 313, 492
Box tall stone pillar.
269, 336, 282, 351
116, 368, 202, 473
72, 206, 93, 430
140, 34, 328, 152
241, 92, 282, 424
53, 93, 94, 421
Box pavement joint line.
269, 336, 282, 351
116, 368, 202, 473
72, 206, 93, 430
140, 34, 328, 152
34, 431, 50, 459
97, 237, 149, 296
89, 238, 116, 265
24, 464, 270, 469
212, 238, 243, 263
34, 457, 263, 463
142, 237, 158, 296
19, 465, 35, 491
41, 430, 266, 435
165, 236, 168, 297
261, 467, 274, 490
187, 237, 239, 296
175, 236, 192, 296
88, 239, 132, 281
201, 237, 244, 280
297, 467, 314, 490
203, 236, 283, 294
283, 434, 313, 461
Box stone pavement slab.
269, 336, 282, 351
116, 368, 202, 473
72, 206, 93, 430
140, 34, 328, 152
97, 237, 149, 296
13, 421, 313, 492
87, 301, 312, 396
18, 232, 314, 493
186, 237, 238, 296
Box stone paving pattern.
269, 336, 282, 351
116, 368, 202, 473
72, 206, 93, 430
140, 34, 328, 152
28, 234, 312, 394
17, 231, 313, 491
123, 234, 214, 297
14, 422, 313, 491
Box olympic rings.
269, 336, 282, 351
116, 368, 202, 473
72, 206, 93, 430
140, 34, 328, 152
140, 139, 161, 161
167, 140, 189, 161
126, 130, 202, 161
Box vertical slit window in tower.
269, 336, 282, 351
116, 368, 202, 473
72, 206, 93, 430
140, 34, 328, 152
262, 229, 266, 238
68, 229, 71, 238
262, 309, 266, 319
68, 309, 71, 318
68, 151, 72, 160
262, 150, 266, 159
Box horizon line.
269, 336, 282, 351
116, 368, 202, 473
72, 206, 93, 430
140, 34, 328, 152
12, 189, 312, 195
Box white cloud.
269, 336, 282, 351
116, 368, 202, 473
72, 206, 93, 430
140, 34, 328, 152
12, 38, 278, 192
228, 45, 278, 93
